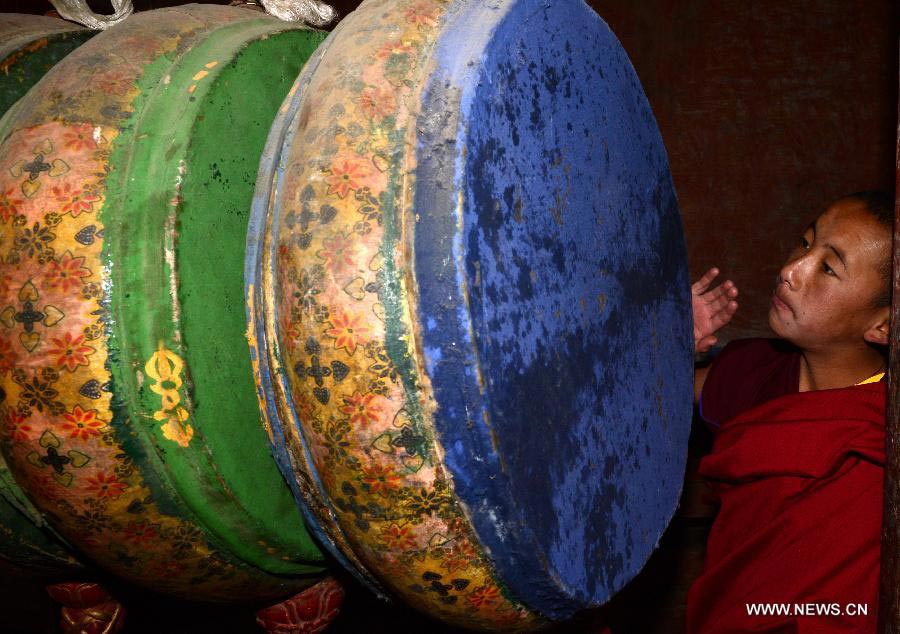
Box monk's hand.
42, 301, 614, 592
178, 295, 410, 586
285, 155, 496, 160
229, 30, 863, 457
692, 267, 738, 354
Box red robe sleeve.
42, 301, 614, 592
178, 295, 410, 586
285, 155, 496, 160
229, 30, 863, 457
687, 382, 885, 633
700, 338, 800, 430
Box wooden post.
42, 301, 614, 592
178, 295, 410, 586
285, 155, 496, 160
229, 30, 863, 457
879, 55, 900, 634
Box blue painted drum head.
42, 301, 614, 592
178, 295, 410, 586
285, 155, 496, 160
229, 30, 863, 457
247, 0, 692, 628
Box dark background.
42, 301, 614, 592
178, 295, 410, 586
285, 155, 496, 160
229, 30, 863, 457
0, 0, 897, 632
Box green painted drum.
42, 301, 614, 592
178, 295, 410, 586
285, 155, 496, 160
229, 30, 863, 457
0, 14, 94, 116
0, 4, 328, 601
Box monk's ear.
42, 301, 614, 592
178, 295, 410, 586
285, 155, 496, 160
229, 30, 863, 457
863, 306, 891, 346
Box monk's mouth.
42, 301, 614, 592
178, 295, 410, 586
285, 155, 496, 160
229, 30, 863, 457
772, 291, 793, 315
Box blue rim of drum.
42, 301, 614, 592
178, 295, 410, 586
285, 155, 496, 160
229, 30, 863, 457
410, 0, 692, 618
247, 0, 693, 619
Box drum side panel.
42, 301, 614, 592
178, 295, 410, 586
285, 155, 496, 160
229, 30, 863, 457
245, 25, 384, 591
0, 17, 90, 579
254, 0, 544, 628
415, 0, 693, 615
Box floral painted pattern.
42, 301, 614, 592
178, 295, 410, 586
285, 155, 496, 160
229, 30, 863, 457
263, 0, 539, 628
60, 406, 104, 441
0, 7, 305, 602
0, 120, 263, 598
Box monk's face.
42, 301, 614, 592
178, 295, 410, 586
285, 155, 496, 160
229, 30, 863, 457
768, 199, 890, 350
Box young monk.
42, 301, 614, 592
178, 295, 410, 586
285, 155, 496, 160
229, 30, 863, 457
685, 190, 894, 633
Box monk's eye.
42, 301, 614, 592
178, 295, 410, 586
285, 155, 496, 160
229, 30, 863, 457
823, 262, 837, 277
799, 236, 811, 250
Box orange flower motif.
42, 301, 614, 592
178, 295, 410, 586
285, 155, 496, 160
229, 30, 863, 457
51, 183, 100, 217
340, 391, 383, 427
62, 126, 98, 152
279, 312, 303, 351
324, 311, 371, 355
47, 332, 95, 372
316, 232, 359, 274
466, 584, 501, 608
122, 520, 157, 545
359, 85, 397, 121
61, 405, 104, 441
150, 559, 187, 579
454, 539, 478, 560
442, 538, 479, 572
291, 388, 317, 424
361, 463, 402, 496
377, 39, 415, 60
85, 472, 127, 499
0, 187, 23, 223
441, 552, 470, 573
4, 410, 31, 443
324, 160, 369, 199
380, 523, 417, 550
404, 2, 439, 27
46, 251, 92, 293
0, 337, 18, 376
320, 467, 338, 493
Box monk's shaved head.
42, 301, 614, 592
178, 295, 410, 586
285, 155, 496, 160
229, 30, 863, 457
840, 190, 894, 306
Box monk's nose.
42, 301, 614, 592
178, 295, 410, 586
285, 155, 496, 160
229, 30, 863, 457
780, 251, 813, 290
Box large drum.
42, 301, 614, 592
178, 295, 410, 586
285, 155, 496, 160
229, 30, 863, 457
0, 4, 328, 601
0, 14, 94, 116
248, 0, 693, 629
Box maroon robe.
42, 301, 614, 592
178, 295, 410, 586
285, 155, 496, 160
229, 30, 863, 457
700, 338, 801, 429
688, 339, 885, 633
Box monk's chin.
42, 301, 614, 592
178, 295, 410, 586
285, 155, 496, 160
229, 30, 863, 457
768, 307, 791, 340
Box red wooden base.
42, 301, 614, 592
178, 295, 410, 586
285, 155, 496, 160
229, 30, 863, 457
45, 582, 125, 634
256, 577, 345, 634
